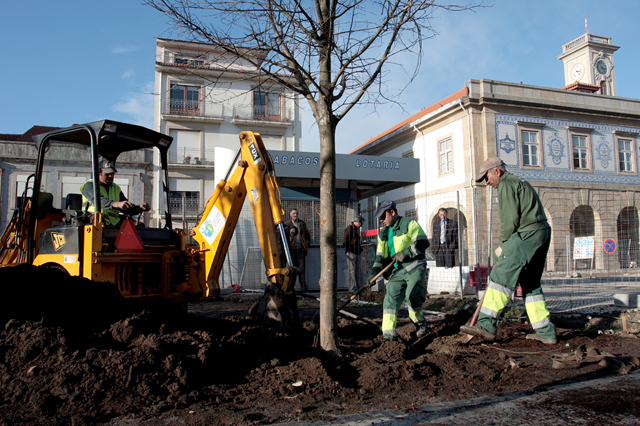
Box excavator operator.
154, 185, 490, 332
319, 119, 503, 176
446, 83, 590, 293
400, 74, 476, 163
80, 160, 150, 226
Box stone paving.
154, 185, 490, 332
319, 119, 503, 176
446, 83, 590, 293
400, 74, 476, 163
541, 277, 640, 313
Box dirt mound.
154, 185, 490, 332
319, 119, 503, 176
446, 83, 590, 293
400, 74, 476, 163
1, 265, 639, 425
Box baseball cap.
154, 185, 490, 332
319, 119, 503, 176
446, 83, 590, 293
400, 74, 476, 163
374, 200, 396, 220
99, 160, 118, 174
476, 157, 505, 183
354, 215, 365, 223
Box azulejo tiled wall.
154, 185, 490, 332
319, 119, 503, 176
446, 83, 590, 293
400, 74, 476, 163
495, 114, 640, 185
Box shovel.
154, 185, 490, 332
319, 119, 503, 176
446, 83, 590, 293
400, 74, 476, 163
460, 289, 487, 344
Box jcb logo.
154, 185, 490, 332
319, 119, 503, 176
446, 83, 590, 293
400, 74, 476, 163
51, 233, 66, 251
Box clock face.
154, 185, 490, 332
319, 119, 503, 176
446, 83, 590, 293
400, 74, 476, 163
596, 60, 608, 75
571, 63, 584, 80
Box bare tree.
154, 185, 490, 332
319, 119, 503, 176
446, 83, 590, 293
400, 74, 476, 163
146, 0, 481, 355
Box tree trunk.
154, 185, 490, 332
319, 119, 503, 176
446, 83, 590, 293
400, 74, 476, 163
317, 112, 340, 355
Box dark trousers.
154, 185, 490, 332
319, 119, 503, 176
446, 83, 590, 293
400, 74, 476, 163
435, 247, 455, 267
291, 247, 307, 290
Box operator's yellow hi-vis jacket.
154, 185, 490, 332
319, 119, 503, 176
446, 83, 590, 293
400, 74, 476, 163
80, 180, 123, 226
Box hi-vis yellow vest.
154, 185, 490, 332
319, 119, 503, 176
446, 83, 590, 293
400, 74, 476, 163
80, 180, 122, 226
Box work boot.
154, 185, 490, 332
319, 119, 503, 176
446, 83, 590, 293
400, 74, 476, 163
459, 325, 496, 342
526, 333, 557, 345
383, 333, 398, 341
416, 321, 427, 337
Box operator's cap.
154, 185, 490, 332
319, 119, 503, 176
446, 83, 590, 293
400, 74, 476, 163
99, 160, 118, 174
374, 200, 396, 220
476, 157, 505, 183
353, 215, 365, 223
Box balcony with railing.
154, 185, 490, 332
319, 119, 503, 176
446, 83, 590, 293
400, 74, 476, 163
563, 34, 613, 52
169, 147, 215, 166
161, 98, 225, 121
232, 104, 293, 126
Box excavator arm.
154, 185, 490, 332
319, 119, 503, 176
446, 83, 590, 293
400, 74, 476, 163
192, 131, 299, 330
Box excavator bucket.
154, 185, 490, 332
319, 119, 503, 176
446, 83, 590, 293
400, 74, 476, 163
249, 267, 300, 333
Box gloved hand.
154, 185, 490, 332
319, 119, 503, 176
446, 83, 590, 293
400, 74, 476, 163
393, 251, 406, 263
366, 274, 377, 285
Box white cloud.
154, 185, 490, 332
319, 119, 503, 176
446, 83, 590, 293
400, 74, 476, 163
112, 44, 138, 54
113, 83, 155, 128
121, 69, 135, 80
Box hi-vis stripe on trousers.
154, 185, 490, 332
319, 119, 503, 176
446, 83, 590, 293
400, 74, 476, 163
381, 264, 426, 337
476, 227, 556, 340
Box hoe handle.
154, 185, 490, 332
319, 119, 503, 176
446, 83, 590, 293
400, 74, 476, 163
337, 262, 394, 312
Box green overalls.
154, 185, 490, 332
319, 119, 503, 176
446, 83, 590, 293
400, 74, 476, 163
478, 172, 556, 340
370, 216, 430, 338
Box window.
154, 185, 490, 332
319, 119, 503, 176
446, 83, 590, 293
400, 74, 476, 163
572, 134, 590, 170
521, 131, 540, 167
254, 91, 281, 121
516, 121, 544, 168
170, 84, 200, 116
402, 150, 414, 158
405, 208, 417, 221
169, 129, 202, 164
14, 174, 32, 209
614, 132, 639, 175
438, 137, 453, 175
175, 57, 205, 66
170, 191, 200, 217
619, 139, 633, 172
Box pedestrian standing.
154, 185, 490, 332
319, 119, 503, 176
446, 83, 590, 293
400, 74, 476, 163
367, 200, 430, 340
285, 208, 311, 292
431, 208, 458, 268
460, 157, 557, 344
344, 215, 365, 292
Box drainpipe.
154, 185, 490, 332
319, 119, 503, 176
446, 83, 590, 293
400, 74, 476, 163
412, 125, 428, 227
458, 98, 479, 268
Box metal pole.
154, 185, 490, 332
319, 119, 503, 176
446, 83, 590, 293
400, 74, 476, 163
566, 235, 571, 278
457, 191, 464, 299
278, 222, 293, 266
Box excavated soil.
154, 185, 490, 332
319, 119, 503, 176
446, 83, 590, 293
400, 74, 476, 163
1, 264, 640, 425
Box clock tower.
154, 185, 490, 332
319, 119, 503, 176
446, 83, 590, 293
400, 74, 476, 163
557, 24, 619, 95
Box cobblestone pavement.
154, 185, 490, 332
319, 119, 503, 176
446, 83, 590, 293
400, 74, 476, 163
542, 277, 639, 313
274, 372, 640, 426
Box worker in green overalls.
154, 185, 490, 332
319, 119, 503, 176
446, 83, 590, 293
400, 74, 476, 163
368, 200, 430, 341
461, 157, 557, 344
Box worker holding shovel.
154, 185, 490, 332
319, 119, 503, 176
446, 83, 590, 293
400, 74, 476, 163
367, 200, 430, 341
460, 157, 557, 345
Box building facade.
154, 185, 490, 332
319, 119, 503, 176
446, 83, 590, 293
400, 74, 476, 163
352, 31, 640, 282
153, 38, 303, 228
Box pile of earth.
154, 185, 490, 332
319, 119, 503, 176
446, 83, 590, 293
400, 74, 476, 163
1, 264, 639, 426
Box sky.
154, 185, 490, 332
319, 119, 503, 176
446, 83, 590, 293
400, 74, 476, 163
2, 0, 640, 154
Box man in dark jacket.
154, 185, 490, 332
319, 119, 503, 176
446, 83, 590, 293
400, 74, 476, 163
460, 157, 557, 345
344, 215, 365, 292
284, 208, 311, 291
431, 208, 458, 268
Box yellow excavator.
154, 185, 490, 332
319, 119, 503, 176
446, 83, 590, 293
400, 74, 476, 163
0, 120, 298, 330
